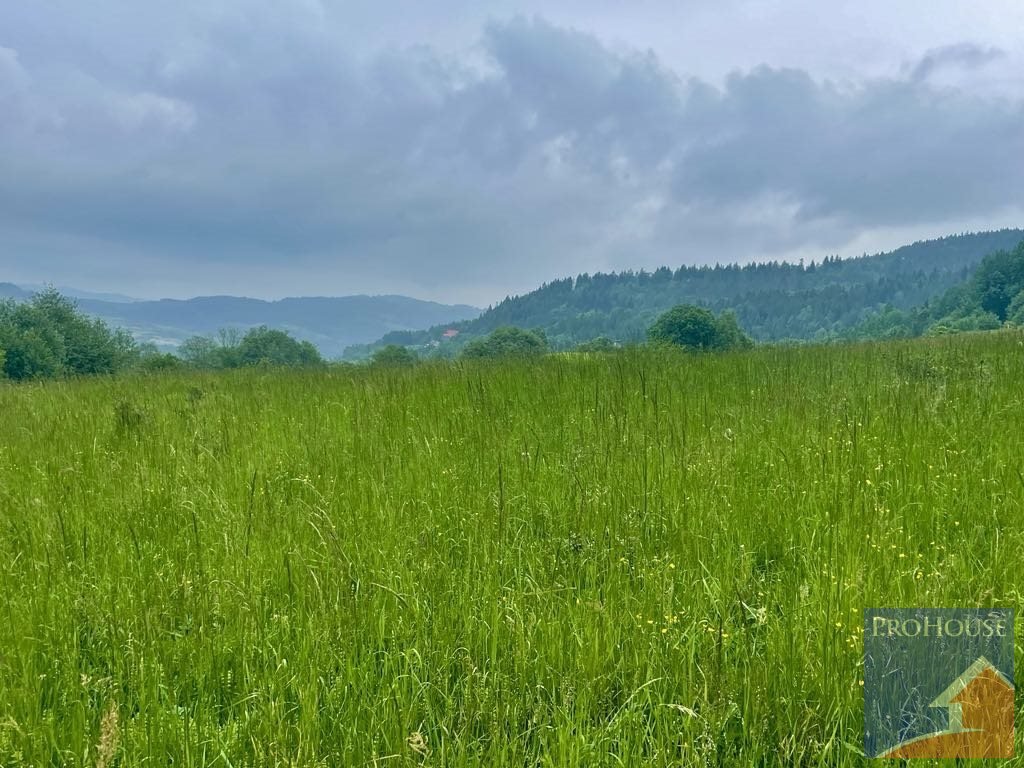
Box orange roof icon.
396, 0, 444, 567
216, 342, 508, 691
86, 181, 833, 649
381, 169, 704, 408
881, 656, 1014, 758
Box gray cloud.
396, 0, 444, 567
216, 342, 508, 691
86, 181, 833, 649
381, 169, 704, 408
910, 43, 1006, 82
672, 66, 1024, 229
0, 6, 1022, 303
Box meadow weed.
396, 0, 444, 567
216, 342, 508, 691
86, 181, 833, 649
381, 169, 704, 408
0, 331, 1022, 764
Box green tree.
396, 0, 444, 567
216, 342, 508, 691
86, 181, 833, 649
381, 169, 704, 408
0, 323, 64, 380
945, 312, 1002, 332
136, 343, 183, 373
648, 305, 718, 349
371, 344, 417, 366
923, 240, 1024, 333
178, 335, 226, 369
714, 310, 755, 350
179, 327, 322, 369
0, 290, 136, 380
236, 326, 323, 367
461, 327, 548, 360
27, 289, 135, 375
647, 305, 753, 351
1006, 291, 1024, 326
574, 336, 616, 353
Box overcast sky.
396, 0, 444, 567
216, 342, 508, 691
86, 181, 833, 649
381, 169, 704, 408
2, 1, 1023, 305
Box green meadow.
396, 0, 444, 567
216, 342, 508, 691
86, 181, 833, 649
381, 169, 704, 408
1, 333, 1022, 766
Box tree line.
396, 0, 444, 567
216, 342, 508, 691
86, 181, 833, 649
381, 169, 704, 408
5, 232, 1023, 382
846, 238, 1024, 339
0, 289, 325, 381
369, 305, 753, 364
353, 230, 1023, 355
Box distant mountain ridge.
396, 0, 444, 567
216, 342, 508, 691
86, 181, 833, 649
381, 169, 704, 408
8, 229, 1021, 360
21, 285, 140, 303
0, 283, 31, 301
355, 229, 1024, 356
1, 288, 480, 357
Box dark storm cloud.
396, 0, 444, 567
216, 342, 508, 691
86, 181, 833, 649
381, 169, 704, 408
0, 7, 1021, 301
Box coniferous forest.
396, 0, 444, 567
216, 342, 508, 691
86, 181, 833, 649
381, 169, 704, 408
351, 229, 1023, 357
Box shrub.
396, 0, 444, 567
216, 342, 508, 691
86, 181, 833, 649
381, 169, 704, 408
574, 337, 616, 353
371, 345, 418, 366
179, 327, 323, 369
461, 327, 548, 360
139, 352, 183, 373
647, 304, 753, 351
0, 290, 136, 380
237, 326, 323, 367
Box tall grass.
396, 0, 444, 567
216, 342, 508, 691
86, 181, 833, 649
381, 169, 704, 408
1, 332, 1022, 765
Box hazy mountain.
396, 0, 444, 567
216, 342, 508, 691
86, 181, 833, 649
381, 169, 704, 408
2, 287, 480, 358
0, 283, 31, 300
19, 284, 140, 303
355, 229, 1024, 355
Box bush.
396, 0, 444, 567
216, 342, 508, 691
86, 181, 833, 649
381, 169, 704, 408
647, 305, 753, 351
574, 337, 616, 353
237, 326, 323, 367
0, 327, 64, 380
0, 290, 136, 380
1006, 291, 1024, 326
371, 345, 418, 366
179, 327, 323, 369
461, 327, 548, 360
137, 350, 183, 373
178, 335, 227, 369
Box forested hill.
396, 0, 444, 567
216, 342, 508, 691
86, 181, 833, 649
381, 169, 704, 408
848, 236, 1024, 339
352, 230, 1023, 356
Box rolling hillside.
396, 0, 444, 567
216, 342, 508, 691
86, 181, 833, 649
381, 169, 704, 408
354, 229, 1024, 357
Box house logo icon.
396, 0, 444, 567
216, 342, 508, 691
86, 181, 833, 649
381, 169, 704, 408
864, 608, 1014, 758
880, 656, 1014, 758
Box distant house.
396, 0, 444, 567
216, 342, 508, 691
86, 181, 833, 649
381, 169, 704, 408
442, 328, 460, 339
882, 656, 1014, 758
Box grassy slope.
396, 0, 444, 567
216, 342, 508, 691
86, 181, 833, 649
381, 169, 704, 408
1, 333, 1023, 765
